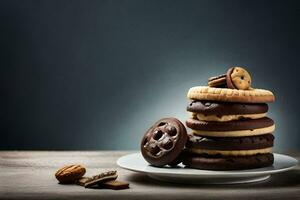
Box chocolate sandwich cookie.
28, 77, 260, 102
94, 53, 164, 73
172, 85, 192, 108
186, 134, 274, 151
182, 152, 274, 170
208, 74, 227, 87
84, 171, 118, 188
186, 117, 274, 132
141, 118, 187, 167
187, 101, 268, 116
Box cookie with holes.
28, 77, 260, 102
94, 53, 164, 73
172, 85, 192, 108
141, 118, 187, 167
226, 66, 252, 90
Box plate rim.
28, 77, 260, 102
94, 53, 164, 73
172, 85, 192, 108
117, 152, 298, 177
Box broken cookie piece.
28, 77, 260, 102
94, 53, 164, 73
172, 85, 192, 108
101, 180, 129, 190
84, 170, 118, 188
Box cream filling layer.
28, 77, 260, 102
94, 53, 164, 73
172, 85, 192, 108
188, 147, 272, 156
192, 124, 275, 137
192, 113, 267, 122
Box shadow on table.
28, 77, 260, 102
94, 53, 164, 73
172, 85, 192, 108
126, 169, 300, 189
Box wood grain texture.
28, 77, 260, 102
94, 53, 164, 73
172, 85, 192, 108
0, 151, 299, 200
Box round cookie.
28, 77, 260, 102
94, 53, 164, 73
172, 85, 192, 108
187, 101, 268, 115
141, 118, 187, 167
182, 153, 274, 170
208, 74, 227, 87
186, 117, 274, 132
187, 86, 275, 103
226, 67, 252, 90
186, 134, 274, 150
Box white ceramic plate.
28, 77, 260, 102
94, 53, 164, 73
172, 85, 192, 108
117, 153, 298, 184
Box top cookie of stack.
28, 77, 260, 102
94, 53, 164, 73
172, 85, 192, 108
188, 66, 275, 103
183, 67, 276, 170
189, 66, 274, 103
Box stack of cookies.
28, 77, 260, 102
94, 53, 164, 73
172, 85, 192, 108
183, 67, 276, 170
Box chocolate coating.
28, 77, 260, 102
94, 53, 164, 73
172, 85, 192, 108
182, 152, 274, 170
186, 134, 274, 150
186, 117, 274, 131
208, 74, 227, 87
141, 118, 187, 167
226, 67, 236, 89
208, 74, 226, 82
187, 101, 268, 115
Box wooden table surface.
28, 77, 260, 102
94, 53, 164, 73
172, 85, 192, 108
0, 151, 299, 200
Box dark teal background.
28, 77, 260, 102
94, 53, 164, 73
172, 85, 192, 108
1, 0, 299, 151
